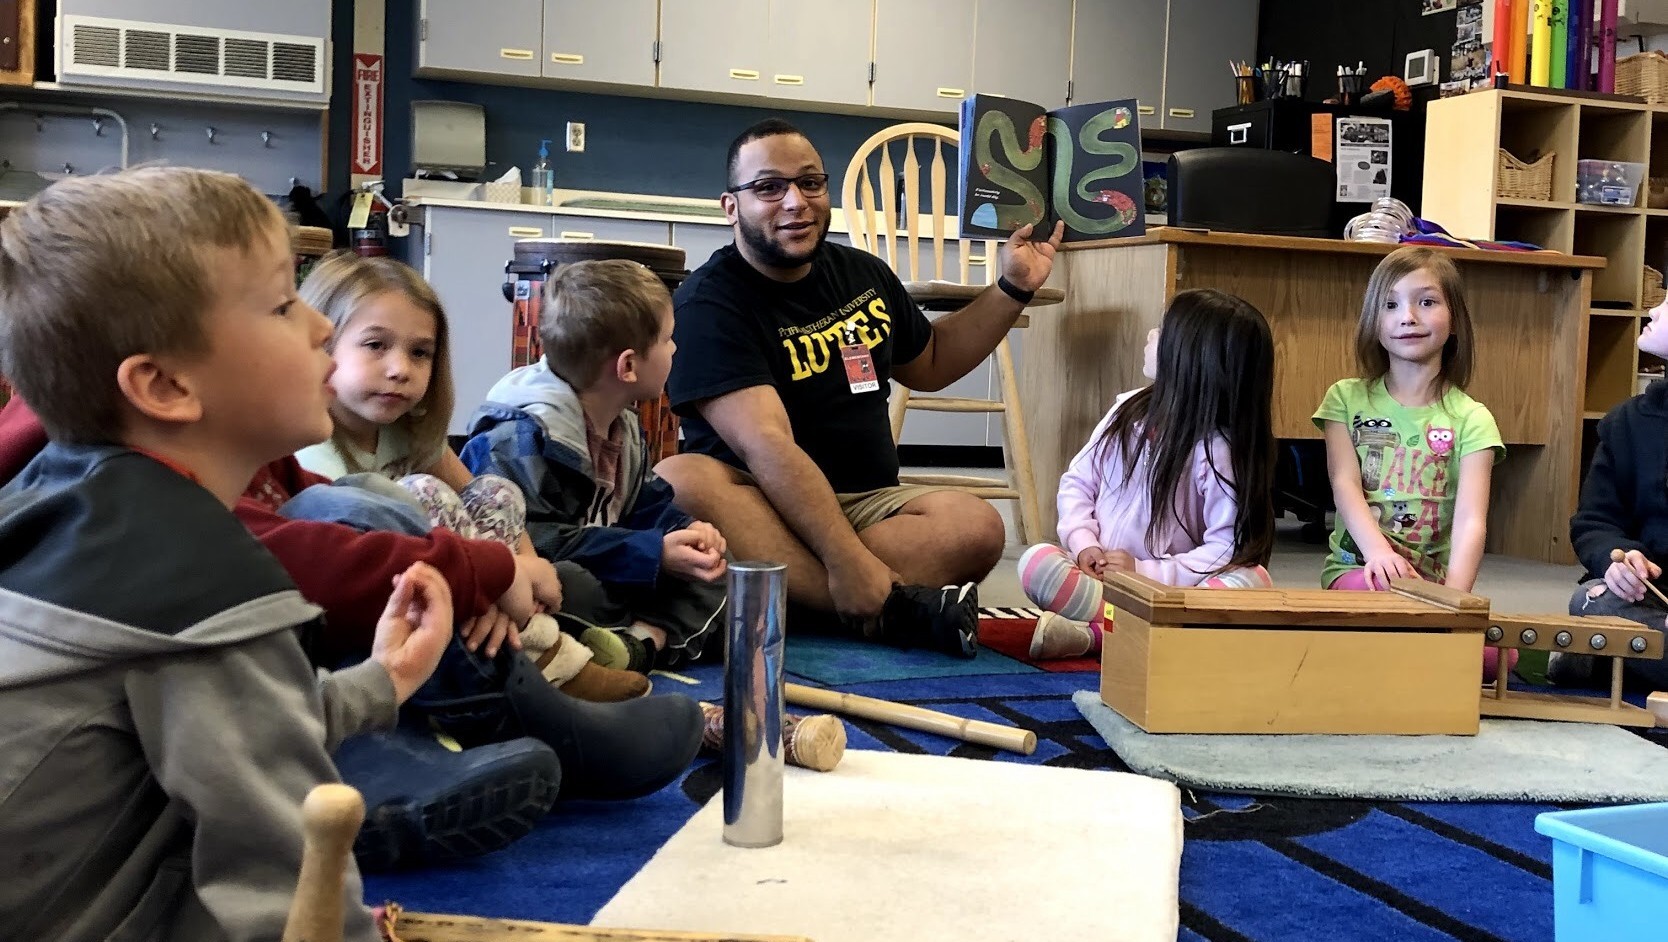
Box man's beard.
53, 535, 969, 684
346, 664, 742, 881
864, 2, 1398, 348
738, 214, 830, 269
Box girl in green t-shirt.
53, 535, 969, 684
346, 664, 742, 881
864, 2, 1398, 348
1314, 247, 1508, 677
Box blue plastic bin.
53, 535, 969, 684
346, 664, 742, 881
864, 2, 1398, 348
1535, 803, 1668, 941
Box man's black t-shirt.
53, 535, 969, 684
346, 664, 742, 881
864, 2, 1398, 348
668, 242, 932, 494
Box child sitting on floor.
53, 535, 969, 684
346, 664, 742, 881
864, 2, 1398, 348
1018, 289, 1278, 659
0, 167, 452, 941
463, 259, 728, 672
1314, 246, 1509, 680
1559, 299, 1668, 689
294, 252, 645, 700
464, 259, 844, 770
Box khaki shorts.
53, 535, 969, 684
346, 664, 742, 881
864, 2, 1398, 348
730, 468, 946, 532
836, 483, 950, 532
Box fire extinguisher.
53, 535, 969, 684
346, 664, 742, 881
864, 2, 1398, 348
352, 207, 389, 257
348, 181, 396, 257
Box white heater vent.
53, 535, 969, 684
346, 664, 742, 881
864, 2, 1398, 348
62, 15, 325, 95
71, 25, 119, 68
173, 33, 219, 75
123, 29, 169, 71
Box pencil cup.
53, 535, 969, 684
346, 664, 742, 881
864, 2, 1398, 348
722, 561, 788, 848
1338, 74, 1362, 106
1235, 74, 1262, 104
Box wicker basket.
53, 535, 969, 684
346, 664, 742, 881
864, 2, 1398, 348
1646, 265, 1666, 311
1618, 51, 1668, 104
1497, 149, 1554, 201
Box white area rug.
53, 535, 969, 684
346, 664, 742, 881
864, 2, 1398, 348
1076, 689, 1668, 802
591, 750, 1183, 942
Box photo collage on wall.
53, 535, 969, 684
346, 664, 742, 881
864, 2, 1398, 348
1444, 1, 1491, 96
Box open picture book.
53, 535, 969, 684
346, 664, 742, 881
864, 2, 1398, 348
958, 93, 1146, 243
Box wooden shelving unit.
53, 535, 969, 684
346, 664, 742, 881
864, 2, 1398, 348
1425, 88, 1662, 427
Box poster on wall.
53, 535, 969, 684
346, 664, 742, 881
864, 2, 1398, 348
1424, 0, 1459, 12
1334, 117, 1392, 203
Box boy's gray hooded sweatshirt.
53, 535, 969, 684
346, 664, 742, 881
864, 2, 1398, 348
0, 444, 394, 942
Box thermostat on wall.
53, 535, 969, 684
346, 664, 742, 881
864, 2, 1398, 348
1405, 49, 1439, 87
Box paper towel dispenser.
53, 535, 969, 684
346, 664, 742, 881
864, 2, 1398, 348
412, 100, 486, 179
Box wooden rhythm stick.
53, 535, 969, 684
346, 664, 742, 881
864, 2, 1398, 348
785, 682, 1037, 755
1611, 549, 1668, 607
283, 784, 364, 942
382, 907, 815, 941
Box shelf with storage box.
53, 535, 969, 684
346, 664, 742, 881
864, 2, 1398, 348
1424, 88, 1667, 436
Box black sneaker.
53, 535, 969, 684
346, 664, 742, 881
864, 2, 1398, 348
876, 582, 981, 659
409, 641, 705, 801
334, 725, 560, 872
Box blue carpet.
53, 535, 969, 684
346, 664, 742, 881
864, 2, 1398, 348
363, 657, 1668, 941
783, 633, 1035, 684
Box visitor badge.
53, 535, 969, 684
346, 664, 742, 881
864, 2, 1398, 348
840, 325, 880, 395
840, 336, 879, 394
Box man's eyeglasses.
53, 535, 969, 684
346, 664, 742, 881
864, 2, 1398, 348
726, 173, 830, 202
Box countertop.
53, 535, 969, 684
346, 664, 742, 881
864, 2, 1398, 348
1068, 226, 1607, 270
400, 185, 885, 234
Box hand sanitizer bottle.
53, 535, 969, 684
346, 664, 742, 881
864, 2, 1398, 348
532, 139, 555, 207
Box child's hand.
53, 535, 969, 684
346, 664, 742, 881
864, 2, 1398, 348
1363, 550, 1420, 591
1102, 550, 1137, 574
372, 563, 454, 704
1606, 549, 1661, 603
663, 528, 726, 583
500, 556, 564, 625
461, 604, 520, 658
1076, 546, 1109, 576
684, 520, 728, 560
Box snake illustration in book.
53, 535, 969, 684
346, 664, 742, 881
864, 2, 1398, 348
974, 105, 1141, 235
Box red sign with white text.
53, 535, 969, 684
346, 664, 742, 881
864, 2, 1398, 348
352, 53, 384, 175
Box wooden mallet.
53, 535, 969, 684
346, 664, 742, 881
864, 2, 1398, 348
786, 682, 1037, 755
1612, 548, 1668, 606
284, 784, 817, 942
283, 784, 363, 942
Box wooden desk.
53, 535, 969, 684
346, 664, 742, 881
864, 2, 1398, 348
1019, 228, 1605, 564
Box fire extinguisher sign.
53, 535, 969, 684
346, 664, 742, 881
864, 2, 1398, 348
352, 54, 384, 176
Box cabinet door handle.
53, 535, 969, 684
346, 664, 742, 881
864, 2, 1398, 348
558, 230, 596, 240
967, 255, 988, 265
774, 74, 804, 85
729, 68, 760, 80
1168, 107, 1195, 119
936, 87, 965, 98
1227, 122, 1251, 145
500, 48, 535, 61
550, 52, 584, 65
1137, 105, 1156, 116
507, 227, 544, 238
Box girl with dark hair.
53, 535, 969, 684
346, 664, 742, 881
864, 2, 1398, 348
1018, 289, 1277, 659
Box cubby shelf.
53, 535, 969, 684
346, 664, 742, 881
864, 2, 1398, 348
1426, 88, 1665, 428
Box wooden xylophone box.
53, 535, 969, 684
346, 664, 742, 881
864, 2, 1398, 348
1098, 572, 1664, 735
1098, 572, 1490, 735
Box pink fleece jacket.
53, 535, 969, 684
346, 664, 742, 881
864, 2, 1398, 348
1055, 390, 1243, 586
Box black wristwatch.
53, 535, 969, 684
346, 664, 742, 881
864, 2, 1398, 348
996, 275, 1035, 305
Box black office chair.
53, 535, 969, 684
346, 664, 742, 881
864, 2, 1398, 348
1168, 147, 1339, 541
1167, 148, 1337, 238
